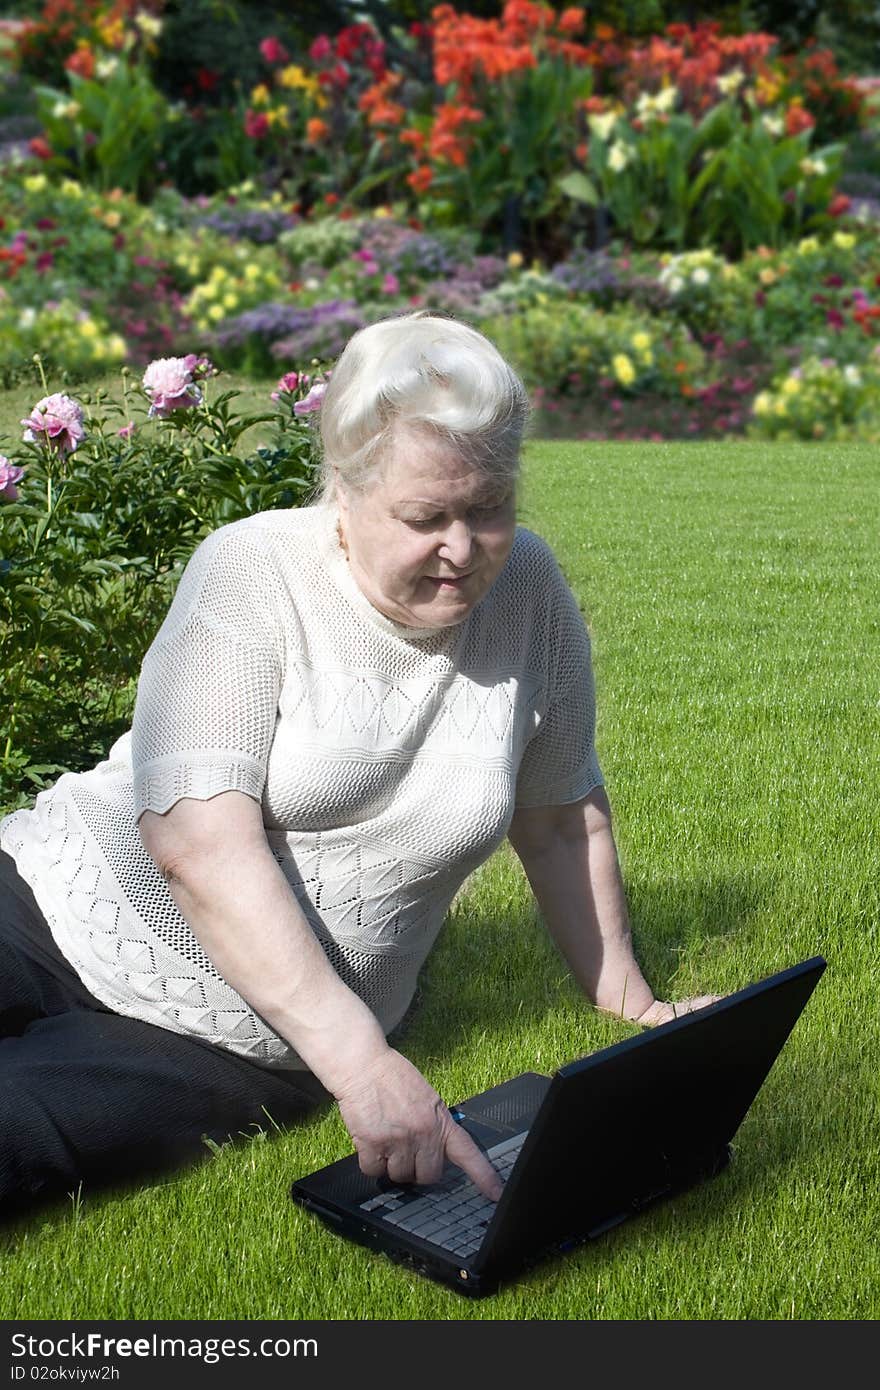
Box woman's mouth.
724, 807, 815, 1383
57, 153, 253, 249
424, 574, 471, 589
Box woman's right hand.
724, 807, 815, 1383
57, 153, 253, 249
335, 1048, 504, 1200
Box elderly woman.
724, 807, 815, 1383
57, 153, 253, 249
0, 313, 714, 1216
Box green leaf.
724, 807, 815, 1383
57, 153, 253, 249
557, 172, 599, 206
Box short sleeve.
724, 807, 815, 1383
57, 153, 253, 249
514, 562, 604, 808
132, 523, 284, 817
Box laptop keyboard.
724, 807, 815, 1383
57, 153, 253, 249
357, 1131, 527, 1260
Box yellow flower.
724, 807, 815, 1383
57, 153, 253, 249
279, 65, 318, 95
759, 267, 777, 286
24, 174, 47, 193
61, 178, 83, 198
374, 205, 393, 219
752, 392, 772, 417
781, 376, 800, 396
631, 332, 652, 352
833, 232, 855, 251
797, 237, 820, 255
108, 334, 127, 358
222, 292, 240, 309
103, 211, 122, 229
507, 252, 524, 270
207, 304, 225, 321
774, 398, 787, 417
251, 84, 271, 107
244, 264, 261, 282
613, 353, 636, 386
79, 318, 98, 338
267, 107, 289, 129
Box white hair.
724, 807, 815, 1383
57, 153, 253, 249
317, 312, 530, 500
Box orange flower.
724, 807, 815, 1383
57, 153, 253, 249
65, 42, 95, 80
399, 128, 428, 153
558, 7, 586, 36
306, 117, 330, 143
358, 74, 406, 127
784, 101, 815, 136
407, 165, 434, 193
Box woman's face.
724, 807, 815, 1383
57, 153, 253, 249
335, 425, 517, 629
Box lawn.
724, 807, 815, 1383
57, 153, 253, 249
0, 437, 877, 1320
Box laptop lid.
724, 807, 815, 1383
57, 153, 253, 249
475, 955, 827, 1281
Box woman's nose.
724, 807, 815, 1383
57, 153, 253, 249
438, 519, 474, 567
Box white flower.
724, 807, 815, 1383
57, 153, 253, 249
843, 365, 862, 386
96, 57, 119, 79
717, 68, 745, 96
608, 141, 631, 173
667, 275, 684, 295
761, 114, 784, 137
799, 157, 827, 177
691, 268, 711, 286
588, 112, 618, 141
18, 307, 36, 329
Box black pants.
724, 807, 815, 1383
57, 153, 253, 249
0, 849, 329, 1220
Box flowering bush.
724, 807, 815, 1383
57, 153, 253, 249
0, 354, 322, 811
750, 353, 880, 439
480, 296, 705, 405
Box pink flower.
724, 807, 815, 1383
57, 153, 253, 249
293, 382, 328, 416
0, 455, 24, 501
382, 273, 400, 294
21, 393, 86, 454
117, 422, 136, 440
259, 36, 289, 65
142, 357, 203, 418
182, 353, 216, 380
270, 370, 302, 401
309, 34, 332, 62
244, 109, 270, 139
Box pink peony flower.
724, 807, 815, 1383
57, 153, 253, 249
142, 357, 203, 418
270, 370, 303, 401
21, 393, 87, 454
293, 381, 328, 416
117, 421, 136, 440
182, 353, 217, 380
0, 455, 25, 501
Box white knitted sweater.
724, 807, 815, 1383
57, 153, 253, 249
1, 504, 603, 1068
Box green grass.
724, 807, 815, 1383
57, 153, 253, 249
1, 438, 878, 1320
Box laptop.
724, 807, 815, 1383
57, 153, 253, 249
290, 955, 826, 1297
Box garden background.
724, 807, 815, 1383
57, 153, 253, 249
0, 0, 878, 1323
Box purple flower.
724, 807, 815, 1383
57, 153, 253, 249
0, 455, 25, 501
142, 357, 203, 417
21, 394, 87, 455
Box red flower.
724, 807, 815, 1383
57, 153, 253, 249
259, 36, 289, 65
28, 136, 53, 160
244, 109, 270, 139
65, 45, 95, 80
196, 68, 220, 92
828, 193, 852, 217
825, 308, 845, 330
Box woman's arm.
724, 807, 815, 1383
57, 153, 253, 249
507, 787, 717, 1025
139, 791, 503, 1197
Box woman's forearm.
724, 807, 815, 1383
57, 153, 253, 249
509, 791, 656, 1020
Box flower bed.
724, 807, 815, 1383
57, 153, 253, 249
1, 4, 879, 443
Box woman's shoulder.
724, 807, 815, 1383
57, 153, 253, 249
504, 524, 571, 594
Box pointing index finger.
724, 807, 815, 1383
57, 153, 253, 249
443, 1120, 504, 1201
